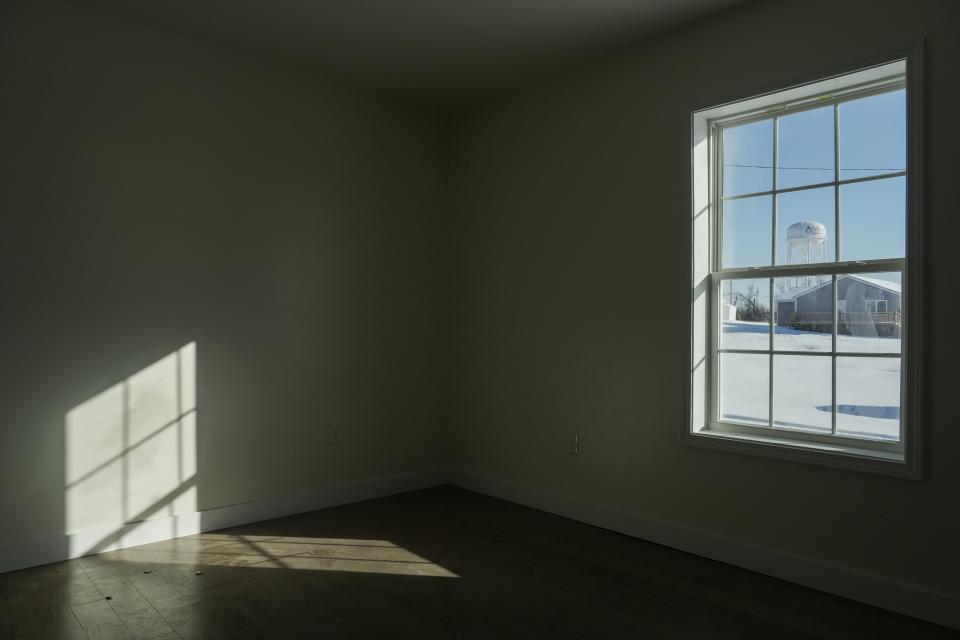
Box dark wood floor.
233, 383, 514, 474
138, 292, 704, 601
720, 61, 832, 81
0, 486, 955, 639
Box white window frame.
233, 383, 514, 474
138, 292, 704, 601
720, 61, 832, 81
684, 48, 924, 479
866, 300, 888, 314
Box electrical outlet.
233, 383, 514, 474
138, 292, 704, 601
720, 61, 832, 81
568, 433, 580, 456
328, 426, 341, 446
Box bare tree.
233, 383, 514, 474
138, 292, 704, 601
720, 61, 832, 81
736, 285, 769, 322
774, 279, 791, 299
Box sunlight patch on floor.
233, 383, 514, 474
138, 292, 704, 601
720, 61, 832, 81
93, 533, 459, 577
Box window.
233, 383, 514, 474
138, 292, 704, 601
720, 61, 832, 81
867, 300, 888, 313
687, 54, 923, 477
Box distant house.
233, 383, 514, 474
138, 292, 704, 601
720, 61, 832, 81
776, 275, 901, 337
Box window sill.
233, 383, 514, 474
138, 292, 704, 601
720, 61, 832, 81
682, 427, 920, 479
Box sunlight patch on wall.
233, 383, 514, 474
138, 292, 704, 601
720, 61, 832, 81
66, 343, 197, 545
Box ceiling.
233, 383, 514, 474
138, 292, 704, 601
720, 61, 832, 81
66, 0, 748, 106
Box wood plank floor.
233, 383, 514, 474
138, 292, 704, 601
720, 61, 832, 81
1, 486, 955, 639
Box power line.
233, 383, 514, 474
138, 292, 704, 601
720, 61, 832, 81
725, 163, 904, 171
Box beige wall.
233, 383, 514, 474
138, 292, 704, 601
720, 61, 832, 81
448, 0, 959, 599
0, 0, 445, 546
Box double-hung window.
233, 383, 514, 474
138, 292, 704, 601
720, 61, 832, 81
687, 54, 923, 477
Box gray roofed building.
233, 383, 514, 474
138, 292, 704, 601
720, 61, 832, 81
776, 274, 901, 337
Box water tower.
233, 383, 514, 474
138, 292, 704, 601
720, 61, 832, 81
786, 220, 826, 288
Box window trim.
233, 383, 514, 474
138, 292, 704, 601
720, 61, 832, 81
711, 80, 906, 450
683, 45, 924, 479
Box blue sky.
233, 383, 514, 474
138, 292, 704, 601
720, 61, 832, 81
721, 89, 905, 271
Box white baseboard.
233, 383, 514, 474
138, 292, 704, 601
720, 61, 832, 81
448, 469, 960, 631
0, 468, 448, 575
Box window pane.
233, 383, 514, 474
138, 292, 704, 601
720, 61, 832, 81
839, 89, 906, 181
720, 353, 769, 426
839, 176, 905, 261
773, 355, 832, 433
723, 119, 773, 197
774, 277, 832, 352
836, 357, 901, 441
837, 271, 902, 353
777, 106, 834, 189
720, 278, 770, 350
776, 186, 835, 265
722, 195, 772, 268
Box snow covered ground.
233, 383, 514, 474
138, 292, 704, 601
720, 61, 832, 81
720, 321, 901, 441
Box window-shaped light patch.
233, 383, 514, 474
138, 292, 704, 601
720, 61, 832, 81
66, 343, 197, 545
65, 385, 126, 534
